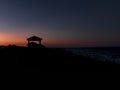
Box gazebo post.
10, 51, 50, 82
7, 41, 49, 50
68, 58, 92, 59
39, 40, 41, 45
28, 40, 29, 45
28, 40, 30, 47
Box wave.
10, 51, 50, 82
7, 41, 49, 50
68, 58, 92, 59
65, 47, 120, 64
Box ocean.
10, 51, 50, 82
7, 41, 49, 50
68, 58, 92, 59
65, 47, 120, 64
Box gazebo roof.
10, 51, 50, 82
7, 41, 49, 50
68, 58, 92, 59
27, 36, 42, 41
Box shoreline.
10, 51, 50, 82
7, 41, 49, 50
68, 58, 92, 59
0, 46, 120, 71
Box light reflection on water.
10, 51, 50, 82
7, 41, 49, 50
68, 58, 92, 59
65, 47, 120, 64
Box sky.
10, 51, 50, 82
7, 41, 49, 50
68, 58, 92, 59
0, 0, 120, 47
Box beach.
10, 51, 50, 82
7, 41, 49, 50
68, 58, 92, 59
1, 46, 119, 71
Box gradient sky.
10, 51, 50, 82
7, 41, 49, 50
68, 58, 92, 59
0, 0, 120, 47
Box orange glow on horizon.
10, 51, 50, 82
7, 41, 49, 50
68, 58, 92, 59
0, 27, 84, 47
0, 33, 25, 46
0, 32, 84, 47
0, 36, 82, 47
0, 35, 82, 47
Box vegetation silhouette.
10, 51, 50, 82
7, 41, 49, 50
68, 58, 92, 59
1, 36, 119, 71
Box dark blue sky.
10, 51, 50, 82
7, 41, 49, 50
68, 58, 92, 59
0, 0, 120, 47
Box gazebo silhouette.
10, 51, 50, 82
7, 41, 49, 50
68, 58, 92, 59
27, 36, 43, 48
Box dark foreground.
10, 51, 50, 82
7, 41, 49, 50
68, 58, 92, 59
1, 46, 120, 72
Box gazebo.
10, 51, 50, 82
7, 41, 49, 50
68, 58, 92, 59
27, 36, 43, 48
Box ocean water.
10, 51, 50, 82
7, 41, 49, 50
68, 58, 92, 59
65, 47, 120, 64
